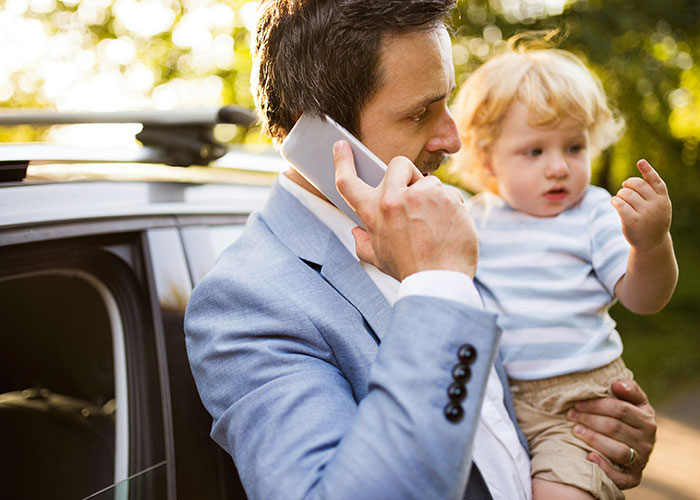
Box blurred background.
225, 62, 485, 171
1, 0, 698, 497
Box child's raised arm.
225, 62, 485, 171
612, 159, 679, 313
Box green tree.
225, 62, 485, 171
2, 0, 698, 403
448, 0, 700, 403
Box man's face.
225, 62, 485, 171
358, 27, 461, 175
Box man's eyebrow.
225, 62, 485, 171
400, 84, 457, 113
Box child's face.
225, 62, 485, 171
485, 101, 591, 217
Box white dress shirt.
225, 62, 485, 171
279, 174, 532, 500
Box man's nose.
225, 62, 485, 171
425, 108, 462, 154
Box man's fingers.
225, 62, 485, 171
334, 140, 372, 211
444, 184, 466, 205
352, 226, 380, 268
384, 155, 424, 189
573, 397, 648, 430
570, 419, 636, 460
587, 452, 641, 490
610, 379, 649, 407
568, 378, 657, 491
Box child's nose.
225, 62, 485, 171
546, 155, 569, 178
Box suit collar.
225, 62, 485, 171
262, 180, 391, 340
262, 180, 525, 457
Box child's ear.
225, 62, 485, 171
479, 148, 494, 175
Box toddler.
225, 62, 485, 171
452, 45, 678, 500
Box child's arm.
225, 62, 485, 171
612, 159, 678, 314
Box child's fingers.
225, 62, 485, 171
621, 177, 654, 200
637, 159, 668, 195
611, 197, 638, 227
610, 197, 627, 217
615, 187, 645, 212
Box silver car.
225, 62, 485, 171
0, 108, 282, 500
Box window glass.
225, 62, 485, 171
0, 273, 118, 500
84, 461, 168, 500
180, 224, 245, 286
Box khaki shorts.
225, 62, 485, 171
509, 358, 634, 500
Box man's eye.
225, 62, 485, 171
411, 107, 428, 122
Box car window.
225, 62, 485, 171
84, 461, 168, 500
0, 271, 125, 500
179, 224, 246, 286
0, 235, 168, 500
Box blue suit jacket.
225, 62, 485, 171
185, 180, 527, 499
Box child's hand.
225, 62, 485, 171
611, 159, 672, 251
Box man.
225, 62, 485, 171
185, 1, 657, 498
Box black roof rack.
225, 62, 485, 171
0, 106, 259, 181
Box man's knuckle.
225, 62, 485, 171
405, 188, 425, 206
627, 474, 641, 488
616, 404, 630, 420
379, 196, 398, 215
604, 418, 622, 435
335, 175, 349, 191
648, 419, 658, 437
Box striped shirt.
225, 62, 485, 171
466, 186, 630, 380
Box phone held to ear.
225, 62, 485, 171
280, 113, 387, 227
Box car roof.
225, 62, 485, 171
0, 107, 286, 234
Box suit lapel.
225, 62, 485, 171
263, 180, 499, 500
262, 180, 391, 341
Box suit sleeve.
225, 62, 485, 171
185, 260, 501, 500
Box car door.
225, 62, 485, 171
0, 231, 168, 500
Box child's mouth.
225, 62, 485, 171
544, 188, 568, 201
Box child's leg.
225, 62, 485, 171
533, 478, 596, 500
510, 358, 633, 500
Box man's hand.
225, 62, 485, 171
612, 159, 671, 251
567, 379, 657, 490
333, 140, 478, 281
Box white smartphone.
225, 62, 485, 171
279, 113, 387, 227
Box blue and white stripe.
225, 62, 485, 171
467, 186, 630, 380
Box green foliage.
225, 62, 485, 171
2, 0, 698, 404
447, 0, 700, 405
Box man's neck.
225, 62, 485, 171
283, 167, 331, 204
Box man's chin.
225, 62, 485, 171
417, 155, 447, 176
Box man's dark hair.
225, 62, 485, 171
252, 0, 456, 141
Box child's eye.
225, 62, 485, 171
410, 107, 429, 122
568, 144, 584, 154
525, 148, 542, 157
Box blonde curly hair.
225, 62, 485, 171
451, 37, 624, 194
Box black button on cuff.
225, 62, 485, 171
451, 363, 472, 383
457, 343, 477, 364
447, 382, 467, 402
444, 401, 464, 423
